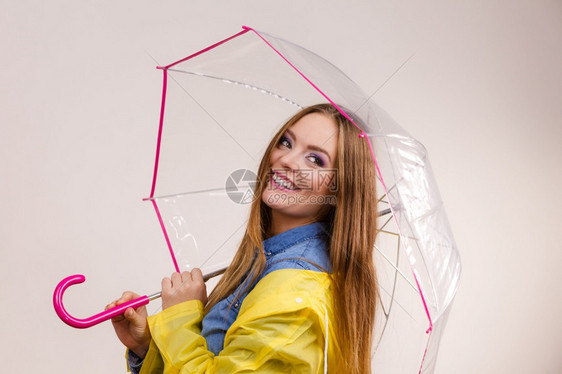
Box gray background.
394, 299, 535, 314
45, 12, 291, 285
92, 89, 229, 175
1, 1, 560, 372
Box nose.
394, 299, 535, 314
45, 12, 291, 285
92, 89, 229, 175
278, 150, 300, 171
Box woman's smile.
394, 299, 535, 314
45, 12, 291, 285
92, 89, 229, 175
270, 170, 300, 192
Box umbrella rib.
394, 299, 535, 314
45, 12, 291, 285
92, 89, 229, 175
165, 71, 257, 161
379, 229, 420, 244
377, 179, 400, 203
376, 231, 400, 319
386, 234, 401, 316
374, 244, 419, 293
378, 215, 394, 231
145, 187, 227, 201
374, 251, 420, 356
167, 68, 304, 109
144, 53, 257, 161
377, 279, 419, 322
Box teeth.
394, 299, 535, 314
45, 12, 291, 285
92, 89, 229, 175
272, 173, 296, 190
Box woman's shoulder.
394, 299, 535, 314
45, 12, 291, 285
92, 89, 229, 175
237, 269, 333, 321
225, 270, 343, 372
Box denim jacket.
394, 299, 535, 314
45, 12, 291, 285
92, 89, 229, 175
128, 221, 331, 372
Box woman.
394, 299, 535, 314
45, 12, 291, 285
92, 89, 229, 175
108, 103, 379, 373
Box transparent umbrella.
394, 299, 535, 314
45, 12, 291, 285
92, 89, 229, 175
54, 26, 461, 373
145, 26, 461, 373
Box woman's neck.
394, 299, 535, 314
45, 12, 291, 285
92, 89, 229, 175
268, 211, 316, 237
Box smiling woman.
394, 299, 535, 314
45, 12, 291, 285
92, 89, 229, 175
109, 103, 379, 374
262, 111, 339, 236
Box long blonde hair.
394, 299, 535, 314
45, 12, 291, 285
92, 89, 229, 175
206, 103, 378, 373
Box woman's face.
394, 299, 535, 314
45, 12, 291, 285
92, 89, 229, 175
262, 112, 339, 226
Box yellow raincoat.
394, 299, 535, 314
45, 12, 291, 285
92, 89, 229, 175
135, 269, 343, 373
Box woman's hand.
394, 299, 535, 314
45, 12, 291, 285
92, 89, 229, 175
107, 291, 151, 359
161, 269, 207, 310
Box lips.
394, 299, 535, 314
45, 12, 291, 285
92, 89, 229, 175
271, 170, 299, 191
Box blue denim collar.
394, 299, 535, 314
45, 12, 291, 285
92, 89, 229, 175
262, 222, 330, 255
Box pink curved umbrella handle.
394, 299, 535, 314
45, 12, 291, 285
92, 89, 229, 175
53, 274, 150, 329
53, 268, 226, 329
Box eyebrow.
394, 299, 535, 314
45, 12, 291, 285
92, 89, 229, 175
285, 128, 333, 163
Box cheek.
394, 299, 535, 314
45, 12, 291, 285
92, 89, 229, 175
269, 148, 282, 165
313, 171, 336, 195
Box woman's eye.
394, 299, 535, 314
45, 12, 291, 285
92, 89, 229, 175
279, 136, 292, 149
307, 154, 325, 167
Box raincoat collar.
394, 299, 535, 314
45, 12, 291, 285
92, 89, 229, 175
263, 222, 330, 255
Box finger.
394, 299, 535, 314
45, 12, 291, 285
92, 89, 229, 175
181, 271, 193, 283
108, 303, 127, 323
116, 291, 139, 305
123, 307, 145, 326
162, 277, 172, 293
105, 302, 116, 311
171, 272, 182, 286
191, 268, 204, 283
110, 313, 127, 323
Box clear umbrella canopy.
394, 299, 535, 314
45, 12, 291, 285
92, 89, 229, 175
147, 26, 461, 373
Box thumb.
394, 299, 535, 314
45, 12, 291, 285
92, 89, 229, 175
124, 307, 144, 326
